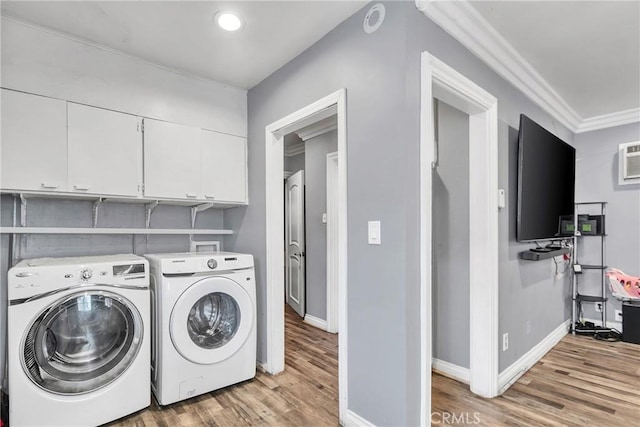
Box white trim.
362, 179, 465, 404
256, 361, 269, 374
303, 314, 328, 331
264, 89, 348, 423
415, 1, 638, 134
420, 51, 500, 426
326, 151, 339, 334
296, 116, 338, 141
343, 409, 377, 427
576, 108, 640, 133
498, 319, 570, 394
432, 359, 470, 385
581, 317, 623, 332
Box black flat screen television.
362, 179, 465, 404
517, 114, 575, 242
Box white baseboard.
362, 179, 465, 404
582, 317, 623, 332
304, 313, 328, 331
432, 358, 470, 384
342, 409, 376, 427
498, 319, 570, 394
256, 361, 268, 373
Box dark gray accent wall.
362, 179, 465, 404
574, 122, 640, 323
224, 2, 575, 424
304, 130, 338, 321
0, 195, 224, 387
432, 101, 470, 368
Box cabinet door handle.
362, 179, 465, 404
205, 195, 215, 200
74, 185, 90, 191
186, 193, 197, 198
41, 183, 60, 189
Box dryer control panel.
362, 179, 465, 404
146, 252, 254, 275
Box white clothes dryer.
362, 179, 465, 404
144, 252, 256, 406
8, 254, 150, 427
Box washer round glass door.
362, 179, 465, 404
22, 290, 143, 395
170, 276, 253, 365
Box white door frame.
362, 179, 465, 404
420, 52, 499, 425
326, 151, 339, 334
264, 89, 348, 421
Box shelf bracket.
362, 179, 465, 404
191, 203, 214, 229
92, 198, 103, 228
19, 193, 27, 227
145, 201, 159, 229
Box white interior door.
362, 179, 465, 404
285, 171, 305, 318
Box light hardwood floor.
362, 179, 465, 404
109, 305, 338, 427
111, 312, 639, 427
432, 334, 640, 426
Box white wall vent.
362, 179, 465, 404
619, 141, 640, 185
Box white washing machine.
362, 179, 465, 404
144, 252, 256, 405
8, 254, 150, 427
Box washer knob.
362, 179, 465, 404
80, 268, 93, 280
207, 259, 218, 269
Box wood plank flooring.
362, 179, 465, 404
433, 334, 640, 426
111, 312, 639, 427
109, 305, 338, 427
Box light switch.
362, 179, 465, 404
368, 221, 381, 245
322, 213, 328, 224
498, 189, 506, 209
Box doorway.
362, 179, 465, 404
264, 89, 347, 421
420, 52, 500, 425
284, 118, 338, 331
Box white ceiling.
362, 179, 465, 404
0, 1, 366, 90
470, 1, 640, 119
2, 1, 637, 127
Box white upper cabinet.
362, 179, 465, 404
201, 129, 247, 204
67, 103, 142, 197
143, 118, 201, 200
1, 89, 68, 192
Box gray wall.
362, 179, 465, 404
0, 195, 224, 388
304, 130, 338, 320
574, 121, 640, 323
226, 2, 576, 424
432, 101, 470, 369
284, 152, 305, 175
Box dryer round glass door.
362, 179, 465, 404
21, 290, 144, 395
170, 276, 254, 365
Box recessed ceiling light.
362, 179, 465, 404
215, 12, 243, 32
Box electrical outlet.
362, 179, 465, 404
595, 303, 603, 313
502, 333, 509, 351
615, 310, 623, 322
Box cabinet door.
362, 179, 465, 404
67, 103, 142, 197
143, 119, 201, 200
1, 89, 68, 192
201, 130, 247, 204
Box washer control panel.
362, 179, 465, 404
80, 268, 93, 281
207, 259, 218, 269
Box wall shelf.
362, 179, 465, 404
0, 227, 232, 235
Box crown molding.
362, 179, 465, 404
415, 0, 639, 134
575, 108, 640, 134
296, 115, 338, 141
284, 141, 305, 157
415, 0, 582, 132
